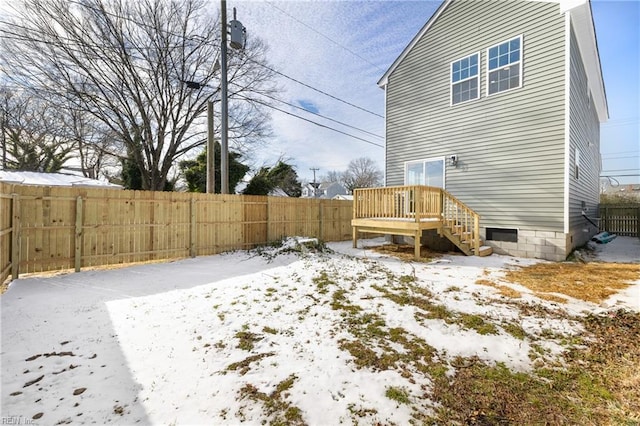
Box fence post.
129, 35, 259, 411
190, 198, 196, 258
319, 200, 324, 241
11, 193, 20, 280
266, 197, 271, 243
75, 196, 83, 272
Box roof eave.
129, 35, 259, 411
377, 0, 452, 88
567, 0, 609, 122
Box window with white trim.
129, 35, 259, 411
487, 35, 522, 95
404, 158, 445, 188
451, 53, 479, 105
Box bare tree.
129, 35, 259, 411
0, 88, 75, 172
321, 170, 342, 184
342, 157, 383, 192
0, 0, 276, 190
65, 107, 121, 179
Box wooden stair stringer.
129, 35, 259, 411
441, 226, 492, 257
441, 227, 474, 256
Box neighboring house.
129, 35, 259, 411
301, 181, 349, 199
377, 0, 607, 261
301, 183, 317, 198
0, 171, 122, 189
268, 187, 290, 197
600, 182, 640, 201
333, 194, 353, 201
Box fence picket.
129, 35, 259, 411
0, 184, 353, 282
599, 204, 640, 238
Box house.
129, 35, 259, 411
301, 181, 349, 199
366, 0, 608, 261
333, 194, 353, 201
600, 179, 640, 202
0, 171, 122, 189
301, 183, 317, 198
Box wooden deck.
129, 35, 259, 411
351, 185, 492, 258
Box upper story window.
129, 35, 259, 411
451, 53, 479, 105
487, 35, 522, 95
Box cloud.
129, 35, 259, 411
235, 1, 441, 180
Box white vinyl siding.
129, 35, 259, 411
451, 53, 479, 105
385, 0, 566, 232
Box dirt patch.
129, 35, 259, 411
368, 244, 442, 262
503, 262, 640, 303
475, 279, 522, 298
428, 310, 640, 425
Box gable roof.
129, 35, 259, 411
377, 0, 608, 121
377, 0, 451, 89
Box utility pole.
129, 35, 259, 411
310, 167, 320, 198
220, 2, 246, 194
206, 101, 215, 193
220, 0, 229, 194
184, 80, 216, 193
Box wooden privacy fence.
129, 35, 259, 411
0, 183, 353, 284
600, 204, 640, 238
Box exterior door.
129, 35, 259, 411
404, 157, 445, 188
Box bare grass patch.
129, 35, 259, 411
503, 262, 640, 303
368, 244, 441, 262
475, 278, 522, 298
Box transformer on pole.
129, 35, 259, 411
220, 2, 246, 194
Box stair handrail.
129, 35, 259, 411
441, 190, 480, 255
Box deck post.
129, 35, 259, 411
474, 214, 480, 255
414, 230, 421, 259
352, 226, 358, 248
352, 190, 358, 248
414, 186, 421, 223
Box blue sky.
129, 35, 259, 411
591, 0, 639, 185
238, 0, 639, 186
1, 0, 636, 186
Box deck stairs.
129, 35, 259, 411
352, 185, 493, 259
441, 226, 492, 257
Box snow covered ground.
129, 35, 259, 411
585, 234, 640, 263
1, 237, 639, 425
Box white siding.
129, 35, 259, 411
385, 0, 567, 232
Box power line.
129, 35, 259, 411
236, 94, 384, 148
241, 54, 384, 119
601, 150, 639, 157
602, 155, 640, 161
265, 1, 384, 73
3, 7, 386, 124
27, 0, 388, 125
245, 89, 383, 139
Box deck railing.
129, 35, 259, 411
442, 191, 480, 254
353, 185, 481, 254
353, 185, 443, 221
